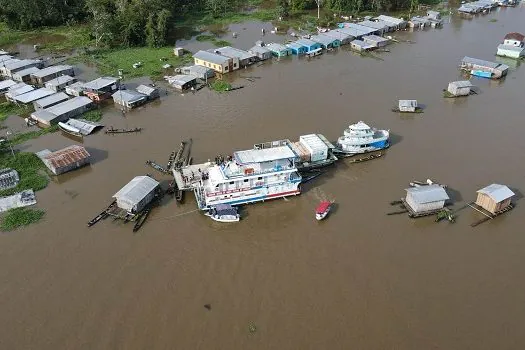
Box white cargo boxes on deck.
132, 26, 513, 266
299, 134, 328, 162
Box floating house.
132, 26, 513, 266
427, 18, 443, 29
113, 175, 160, 214
248, 45, 272, 61
37, 145, 91, 175
31, 96, 93, 126
295, 38, 321, 53
496, 32, 525, 59
338, 23, 379, 36
350, 40, 374, 51
180, 65, 216, 80
475, 184, 515, 215
112, 90, 147, 109
0, 79, 16, 94
30, 65, 75, 85
13, 87, 55, 105
65, 81, 85, 96
398, 100, 418, 112
286, 42, 307, 55
136, 85, 159, 100
11, 67, 40, 83
5, 83, 35, 102
375, 15, 408, 30
33, 92, 70, 110
409, 16, 431, 29
311, 34, 341, 49
266, 43, 292, 57
193, 50, 238, 74
1, 59, 43, 77
460, 56, 509, 79
167, 75, 197, 91
83, 76, 120, 102
209, 46, 256, 67
447, 81, 474, 97
323, 30, 354, 45
0, 168, 19, 191
359, 20, 389, 35
404, 184, 450, 216
363, 35, 389, 48
45, 75, 77, 92
173, 47, 184, 57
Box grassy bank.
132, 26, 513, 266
70, 47, 194, 79
0, 102, 32, 123
0, 152, 48, 197
0, 207, 45, 232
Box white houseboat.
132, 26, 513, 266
335, 121, 390, 154
173, 144, 302, 210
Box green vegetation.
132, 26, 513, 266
7, 126, 58, 147
82, 110, 103, 122
0, 102, 31, 123
210, 80, 232, 92
0, 207, 45, 231
196, 34, 232, 47
71, 47, 194, 79
489, 19, 498, 23
0, 152, 48, 197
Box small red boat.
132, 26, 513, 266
316, 201, 331, 221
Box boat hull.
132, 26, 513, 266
205, 213, 240, 222
197, 186, 301, 210
335, 139, 389, 154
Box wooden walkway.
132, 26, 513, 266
468, 202, 514, 227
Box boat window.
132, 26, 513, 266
258, 177, 263, 180
244, 179, 249, 182
229, 181, 234, 185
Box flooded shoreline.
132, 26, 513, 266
2, 5, 525, 350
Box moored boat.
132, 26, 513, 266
335, 121, 389, 155
58, 122, 82, 137
316, 201, 331, 220
205, 204, 240, 222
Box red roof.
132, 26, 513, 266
504, 32, 525, 42
316, 201, 331, 214
44, 145, 90, 169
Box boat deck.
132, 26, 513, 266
173, 162, 214, 190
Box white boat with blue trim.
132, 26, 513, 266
173, 142, 303, 210
335, 121, 390, 155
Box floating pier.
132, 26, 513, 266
468, 202, 514, 227
146, 160, 169, 174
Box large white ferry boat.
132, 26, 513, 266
335, 121, 390, 155
173, 142, 302, 210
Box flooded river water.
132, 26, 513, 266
2, 6, 525, 350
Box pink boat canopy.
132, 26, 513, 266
316, 201, 331, 214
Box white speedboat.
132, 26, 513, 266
336, 121, 389, 155
205, 204, 240, 223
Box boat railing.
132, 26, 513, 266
222, 163, 296, 179
254, 139, 291, 150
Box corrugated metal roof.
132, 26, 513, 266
14, 88, 55, 103
193, 50, 230, 65
43, 145, 90, 169
112, 90, 146, 103
477, 184, 515, 202
234, 146, 296, 164
462, 56, 501, 69
249, 46, 271, 54
399, 100, 418, 108
449, 80, 473, 88
359, 20, 388, 30
12, 66, 40, 78
45, 75, 76, 87
295, 38, 318, 47
287, 42, 304, 50
167, 75, 196, 86
83, 77, 119, 90
266, 43, 289, 52
311, 34, 338, 46
4, 59, 41, 71
47, 96, 92, 116
136, 84, 157, 95
0, 55, 13, 63
324, 30, 353, 41
504, 32, 525, 42
34, 92, 69, 108
363, 35, 388, 43
31, 65, 73, 78
212, 46, 255, 60
351, 39, 373, 48
375, 15, 406, 25
406, 184, 449, 204
338, 28, 367, 38
113, 176, 159, 206
31, 109, 56, 123
346, 23, 378, 35
0, 79, 16, 90
7, 85, 34, 97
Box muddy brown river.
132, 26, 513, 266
2, 6, 525, 349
